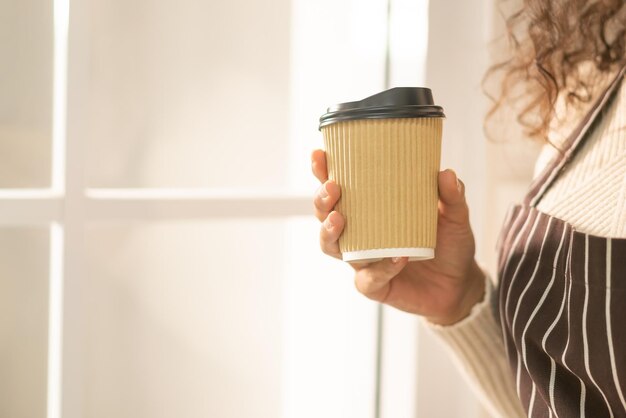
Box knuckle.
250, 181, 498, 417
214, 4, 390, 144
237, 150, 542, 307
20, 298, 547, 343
319, 227, 336, 255
319, 232, 330, 253
354, 274, 368, 296
313, 199, 326, 220
314, 205, 327, 222
354, 270, 378, 292
313, 189, 329, 210
354, 276, 378, 300
313, 184, 323, 200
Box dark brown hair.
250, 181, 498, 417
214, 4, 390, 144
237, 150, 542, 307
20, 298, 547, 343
484, 0, 626, 142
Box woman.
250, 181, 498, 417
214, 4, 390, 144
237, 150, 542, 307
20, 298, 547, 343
311, 1, 626, 417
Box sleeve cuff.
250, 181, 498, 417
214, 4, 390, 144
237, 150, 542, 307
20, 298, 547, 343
425, 272, 494, 333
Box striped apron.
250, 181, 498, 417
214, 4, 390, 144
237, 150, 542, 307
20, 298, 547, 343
495, 65, 626, 418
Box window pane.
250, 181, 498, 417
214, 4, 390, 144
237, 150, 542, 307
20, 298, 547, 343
83, 218, 376, 418
0, 227, 49, 418
287, 0, 388, 193
0, 0, 52, 188
83, 0, 290, 189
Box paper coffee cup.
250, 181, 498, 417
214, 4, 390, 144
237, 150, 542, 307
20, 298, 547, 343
319, 88, 444, 263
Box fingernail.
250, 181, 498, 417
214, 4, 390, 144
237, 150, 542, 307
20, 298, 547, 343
391, 257, 401, 263
456, 178, 462, 192
320, 184, 329, 198
324, 217, 334, 230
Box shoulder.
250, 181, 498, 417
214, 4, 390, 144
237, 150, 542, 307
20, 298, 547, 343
535, 71, 626, 237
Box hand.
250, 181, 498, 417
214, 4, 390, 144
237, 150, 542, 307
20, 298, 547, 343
312, 149, 485, 325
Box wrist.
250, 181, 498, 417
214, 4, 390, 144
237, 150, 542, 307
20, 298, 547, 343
426, 261, 486, 326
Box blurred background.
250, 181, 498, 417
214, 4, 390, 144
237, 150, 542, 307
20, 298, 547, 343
0, 0, 542, 417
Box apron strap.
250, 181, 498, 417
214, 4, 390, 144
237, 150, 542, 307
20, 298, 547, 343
524, 64, 626, 207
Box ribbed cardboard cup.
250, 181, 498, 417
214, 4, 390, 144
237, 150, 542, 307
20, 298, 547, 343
319, 88, 444, 263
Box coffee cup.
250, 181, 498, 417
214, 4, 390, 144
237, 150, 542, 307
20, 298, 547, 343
319, 87, 445, 263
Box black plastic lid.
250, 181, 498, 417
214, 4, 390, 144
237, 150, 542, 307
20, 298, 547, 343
319, 87, 445, 130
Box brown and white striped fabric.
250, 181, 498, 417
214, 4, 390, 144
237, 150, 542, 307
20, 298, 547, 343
495, 65, 626, 418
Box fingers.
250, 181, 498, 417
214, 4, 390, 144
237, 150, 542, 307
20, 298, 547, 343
313, 180, 341, 222
319, 211, 344, 259
438, 169, 470, 225
311, 149, 328, 183
354, 257, 409, 301
313, 150, 344, 260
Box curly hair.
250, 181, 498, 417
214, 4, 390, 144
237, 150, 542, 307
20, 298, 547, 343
484, 0, 626, 142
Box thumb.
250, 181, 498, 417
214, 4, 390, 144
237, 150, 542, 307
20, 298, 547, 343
438, 169, 469, 224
